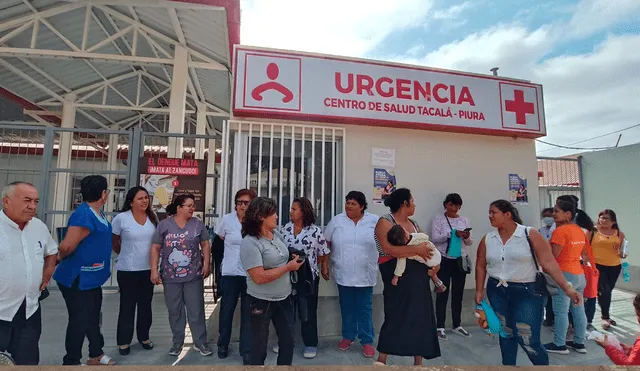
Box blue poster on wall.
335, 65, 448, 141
373, 168, 397, 204
509, 173, 528, 205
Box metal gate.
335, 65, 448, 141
537, 156, 584, 210
0, 123, 222, 288
222, 120, 346, 228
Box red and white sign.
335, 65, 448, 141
233, 46, 546, 138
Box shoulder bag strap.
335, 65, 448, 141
444, 213, 454, 255
525, 227, 541, 271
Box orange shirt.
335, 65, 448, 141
550, 224, 587, 275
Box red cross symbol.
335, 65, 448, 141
505, 89, 535, 125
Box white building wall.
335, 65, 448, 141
317, 123, 540, 296
581, 143, 640, 291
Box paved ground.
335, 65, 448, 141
38, 288, 636, 366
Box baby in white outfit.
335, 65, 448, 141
387, 225, 445, 291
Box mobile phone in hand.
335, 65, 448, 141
463, 228, 473, 232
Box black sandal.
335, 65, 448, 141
119, 346, 130, 356
140, 341, 154, 350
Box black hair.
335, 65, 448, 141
293, 197, 316, 227
80, 175, 108, 203
556, 195, 579, 205
166, 193, 195, 216
443, 193, 463, 207
555, 199, 577, 220
634, 294, 640, 313
490, 200, 523, 225
599, 209, 620, 230
242, 197, 277, 237
121, 186, 158, 226
541, 207, 554, 216
575, 209, 595, 231
387, 225, 408, 246
383, 188, 412, 213
345, 191, 367, 213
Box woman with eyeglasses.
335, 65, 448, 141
587, 209, 626, 330
215, 189, 257, 362
150, 194, 212, 357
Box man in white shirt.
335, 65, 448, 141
0, 182, 58, 365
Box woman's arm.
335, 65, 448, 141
58, 226, 90, 259
150, 243, 162, 284
112, 234, 121, 254
247, 259, 302, 285
430, 215, 450, 244
551, 242, 563, 258
530, 229, 579, 299
475, 237, 487, 304
375, 218, 432, 259
200, 240, 211, 278
463, 217, 474, 246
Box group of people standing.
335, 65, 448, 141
0, 174, 630, 367
474, 195, 628, 366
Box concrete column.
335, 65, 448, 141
52, 93, 76, 231
106, 130, 119, 213
167, 45, 188, 158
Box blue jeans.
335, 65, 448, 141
552, 272, 586, 346
337, 285, 374, 345
486, 278, 548, 365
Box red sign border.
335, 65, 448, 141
232, 46, 546, 139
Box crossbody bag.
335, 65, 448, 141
525, 227, 559, 296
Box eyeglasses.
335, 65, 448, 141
599, 215, 611, 220
235, 200, 250, 206
180, 204, 195, 209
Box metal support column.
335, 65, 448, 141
52, 93, 76, 230
106, 130, 119, 213
167, 45, 188, 158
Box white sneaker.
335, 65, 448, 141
437, 328, 447, 340
303, 347, 317, 359
453, 326, 471, 337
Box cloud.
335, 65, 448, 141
240, 0, 434, 58
432, 1, 473, 20
567, 0, 640, 38
387, 0, 640, 156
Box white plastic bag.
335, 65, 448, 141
588, 331, 623, 351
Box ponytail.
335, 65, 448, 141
490, 199, 523, 225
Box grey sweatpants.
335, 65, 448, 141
163, 278, 207, 347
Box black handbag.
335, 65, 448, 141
444, 214, 471, 275
525, 228, 558, 296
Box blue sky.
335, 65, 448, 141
241, 0, 640, 157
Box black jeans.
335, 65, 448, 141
597, 264, 622, 320
436, 257, 466, 328
116, 270, 154, 346
58, 280, 104, 365
217, 275, 251, 355
0, 300, 41, 365
300, 277, 320, 347
248, 295, 295, 365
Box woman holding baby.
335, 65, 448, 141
374, 188, 441, 365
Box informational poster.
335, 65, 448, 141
373, 167, 397, 204
139, 157, 207, 220
372, 147, 396, 168
509, 173, 528, 205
